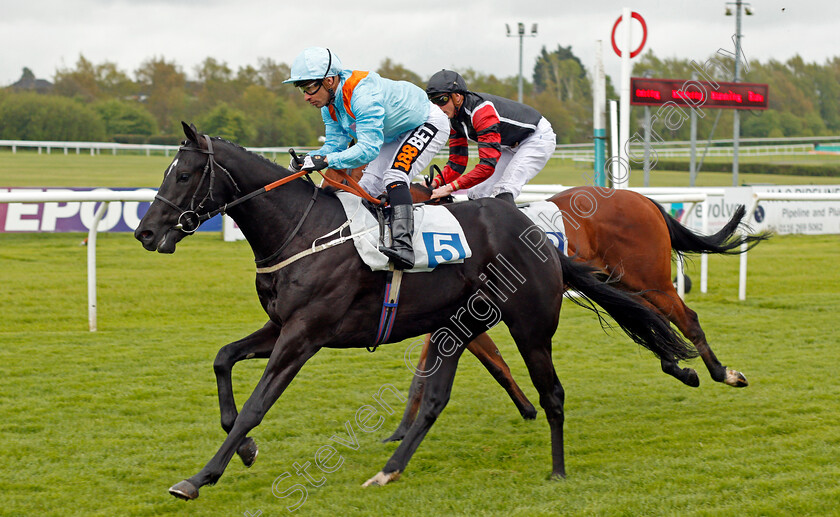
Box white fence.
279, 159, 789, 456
639, 144, 816, 158
5, 138, 838, 161
0, 139, 592, 160
0, 139, 304, 158
2, 186, 837, 330
1, 186, 715, 331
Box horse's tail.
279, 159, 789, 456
652, 199, 770, 255
558, 251, 698, 361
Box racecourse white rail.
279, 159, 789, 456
6, 138, 838, 161
0, 138, 593, 160
0, 187, 740, 332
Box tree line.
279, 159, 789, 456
1, 47, 837, 146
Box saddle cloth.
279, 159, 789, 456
336, 192, 472, 273
518, 201, 569, 256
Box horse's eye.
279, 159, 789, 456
178, 172, 191, 183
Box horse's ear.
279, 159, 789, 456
182, 121, 199, 145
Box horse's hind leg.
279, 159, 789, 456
676, 302, 747, 387
468, 333, 536, 419
384, 332, 536, 443
510, 331, 566, 479
382, 335, 431, 443
644, 290, 748, 387
214, 321, 281, 466
659, 353, 701, 387
364, 335, 465, 487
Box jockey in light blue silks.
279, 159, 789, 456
285, 47, 449, 270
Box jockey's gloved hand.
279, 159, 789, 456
288, 154, 305, 173
301, 155, 328, 172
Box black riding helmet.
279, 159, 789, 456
426, 69, 468, 96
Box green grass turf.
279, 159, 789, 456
0, 232, 838, 516
1, 149, 838, 515
2, 150, 839, 189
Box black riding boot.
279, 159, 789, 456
379, 182, 415, 270
495, 191, 515, 205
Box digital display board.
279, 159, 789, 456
630, 77, 768, 110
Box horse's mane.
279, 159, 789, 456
209, 136, 287, 175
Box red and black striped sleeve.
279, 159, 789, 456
434, 126, 469, 187
451, 102, 501, 191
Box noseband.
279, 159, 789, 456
154, 135, 241, 234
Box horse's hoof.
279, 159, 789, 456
549, 471, 566, 481
725, 369, 748, 388
238, 437, 259, 467
169, 480, 199, 500
362, 470, 401, 487
381, 430, 405, 443
520, 404, 537, 420
683, 369, 700, 388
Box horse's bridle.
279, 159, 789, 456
154, 134, 320, 267
154, 135, 242, 234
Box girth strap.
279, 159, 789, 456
370, 265, 404, 352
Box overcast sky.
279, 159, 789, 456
1, 0, 837, 88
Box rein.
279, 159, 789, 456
156, 136, 381, 268
417, 164, 453, 205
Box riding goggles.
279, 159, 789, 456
297, 81, 323, 96
429, 94, 450, 106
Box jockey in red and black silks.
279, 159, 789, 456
426, 69, 557, 204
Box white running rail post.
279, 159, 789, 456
87, 202, 108, 331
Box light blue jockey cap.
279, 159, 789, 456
283, 47, 343, 83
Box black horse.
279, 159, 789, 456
135, 123, 697, 499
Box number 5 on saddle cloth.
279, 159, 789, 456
339, 192, 473, 350
338, 192, 472, 272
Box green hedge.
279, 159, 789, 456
112, 134, 148, 144
148, 134, 180, 145
111, 134, 180, 145
0, 92, 105, 141
651, 159, 840, 177
92, 99, 158, 137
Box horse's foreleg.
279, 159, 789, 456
170, 328, 320, 500
382, 334, 430, 443
468, 333, 536, 419
364, 335, 464, 487
213, 320, 281, 467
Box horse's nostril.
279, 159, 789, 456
138, 230, 153, 241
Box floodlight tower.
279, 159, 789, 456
726, 0, 753, 186
506, 22, 538, 103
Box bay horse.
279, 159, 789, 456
135, 123, 697, 499
384, 181, 768, 442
